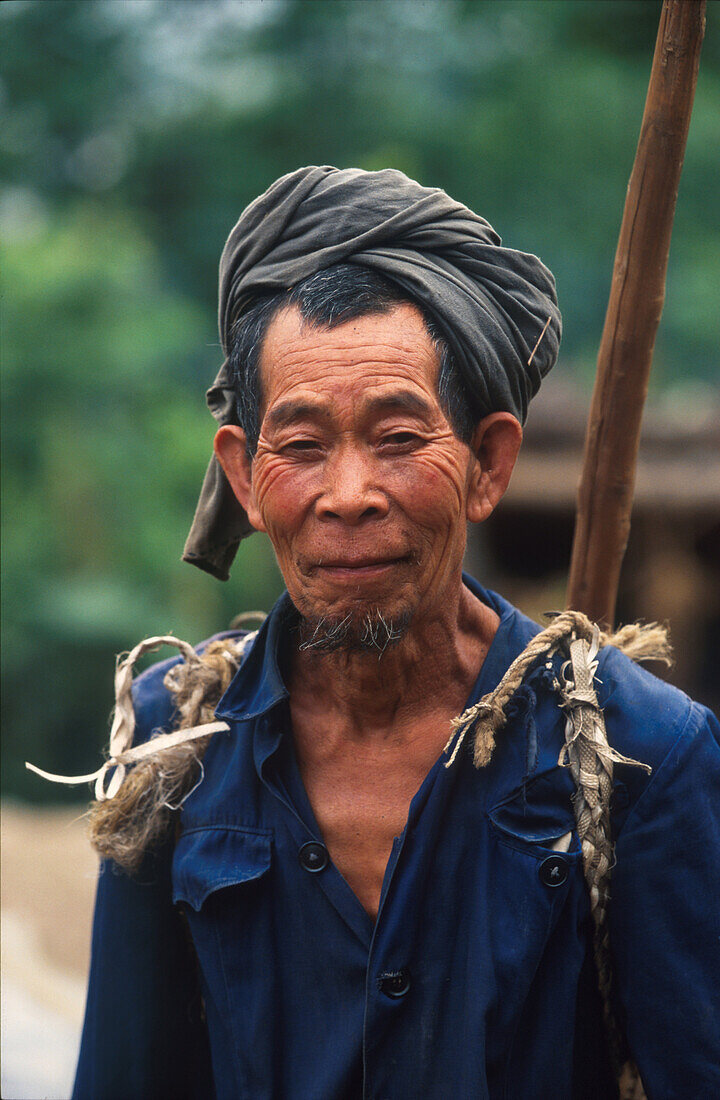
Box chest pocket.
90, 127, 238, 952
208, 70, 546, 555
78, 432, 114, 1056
488, 765, 579, 855
172, 825, 277, 1098
172, 825, 272, 911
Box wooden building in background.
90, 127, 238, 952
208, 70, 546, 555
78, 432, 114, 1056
468, 377, 720, 715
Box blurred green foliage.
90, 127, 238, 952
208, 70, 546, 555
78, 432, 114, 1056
2, 0, 718, 800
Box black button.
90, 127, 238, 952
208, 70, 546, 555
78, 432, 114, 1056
298, 840, 328, 873
379, 969, 411, 999
539, 854, 569, 887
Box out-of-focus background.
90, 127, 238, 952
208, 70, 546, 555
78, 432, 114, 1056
1, 1, 718, 1095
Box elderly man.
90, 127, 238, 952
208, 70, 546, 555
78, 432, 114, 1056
73, 168, 719, 1099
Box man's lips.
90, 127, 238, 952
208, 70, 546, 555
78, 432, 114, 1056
311, 555, 409, 577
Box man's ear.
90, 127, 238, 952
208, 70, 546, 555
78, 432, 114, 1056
466, 413, 523, 524
213, 426, 266, 532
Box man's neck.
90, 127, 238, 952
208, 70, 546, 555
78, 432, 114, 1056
288, 581, 500, 744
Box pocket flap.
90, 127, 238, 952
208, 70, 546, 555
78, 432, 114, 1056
172, 826, 272, 911
489, 766, 577, 848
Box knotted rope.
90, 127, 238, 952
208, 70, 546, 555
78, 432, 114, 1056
444, 611, 669, 769
26, 618, 263, 873
444, 610, 669, 1099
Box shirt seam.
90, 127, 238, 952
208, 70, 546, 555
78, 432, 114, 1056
613, 697, 699, 839
179, 824, 273, 838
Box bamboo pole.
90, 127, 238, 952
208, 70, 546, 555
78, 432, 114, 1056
566, 0, 706, 628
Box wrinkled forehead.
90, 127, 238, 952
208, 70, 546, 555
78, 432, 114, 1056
257, 301, 442, 414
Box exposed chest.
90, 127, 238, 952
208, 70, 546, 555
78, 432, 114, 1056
294, 726, 448, 920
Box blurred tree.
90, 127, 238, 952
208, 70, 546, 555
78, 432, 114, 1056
1, 0, 717, 800
1, 199, 282, 799
4, 0, 718, 366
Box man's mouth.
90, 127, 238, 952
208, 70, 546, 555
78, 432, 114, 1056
313, 555, 409, 579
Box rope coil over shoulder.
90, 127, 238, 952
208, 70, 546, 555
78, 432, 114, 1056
25, 617, 264, 873
444, 610, 669, 1100
26, 634, 235, 802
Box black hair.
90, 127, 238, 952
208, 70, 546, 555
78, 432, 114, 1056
228, 263, 475, 456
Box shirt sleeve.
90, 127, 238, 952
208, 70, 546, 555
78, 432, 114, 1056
610, 701, 720, 1097
72, 844, 213, 1100
72, 654, 214, 1100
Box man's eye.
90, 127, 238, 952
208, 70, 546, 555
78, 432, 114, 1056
380, 432, 422, 448
282, 439, 322, 454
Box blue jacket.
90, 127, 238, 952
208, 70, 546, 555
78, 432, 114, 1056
73, 577, 720, 1099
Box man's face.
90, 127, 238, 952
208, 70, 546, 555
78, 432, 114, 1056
241, 301, 481, 644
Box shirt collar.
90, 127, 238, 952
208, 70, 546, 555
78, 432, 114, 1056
209, 574, 545, 799
461, 574, 541, 700
214, 590, 294, 722
214, 573, 539, 726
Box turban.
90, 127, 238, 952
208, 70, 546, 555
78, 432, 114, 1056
183, 165, 561, 580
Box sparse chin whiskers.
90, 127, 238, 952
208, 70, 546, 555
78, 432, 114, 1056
297, 607, 412, 658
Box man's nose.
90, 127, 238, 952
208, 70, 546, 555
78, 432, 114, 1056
317, 448, 389, 524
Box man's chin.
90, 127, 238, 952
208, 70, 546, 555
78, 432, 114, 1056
294, 603, 414, 657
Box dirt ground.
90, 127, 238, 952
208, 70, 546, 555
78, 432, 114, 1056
2, 800, 99, 1099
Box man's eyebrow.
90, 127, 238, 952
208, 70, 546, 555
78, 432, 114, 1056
265, 390, 434, 432
362, 390, 435, 419
264, 400, 332, 432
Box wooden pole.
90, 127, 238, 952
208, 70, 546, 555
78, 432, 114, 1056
566, 0, 706, 628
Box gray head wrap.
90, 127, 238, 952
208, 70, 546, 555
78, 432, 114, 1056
183, 165, 561, 580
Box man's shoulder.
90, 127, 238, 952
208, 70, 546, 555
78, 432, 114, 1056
130, 629, 247, 746
472, 580, 704, 765
495, 592, 707, 779
596, 642, 701, 774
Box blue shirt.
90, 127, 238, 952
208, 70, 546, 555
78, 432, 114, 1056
74, 577, 720, 1099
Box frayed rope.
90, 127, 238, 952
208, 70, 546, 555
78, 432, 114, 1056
443, 611, 670, 771
26, 617, 264, 873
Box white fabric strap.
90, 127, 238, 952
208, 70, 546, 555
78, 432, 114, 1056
26, 720, 230, 800
24, 630, 249, 801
